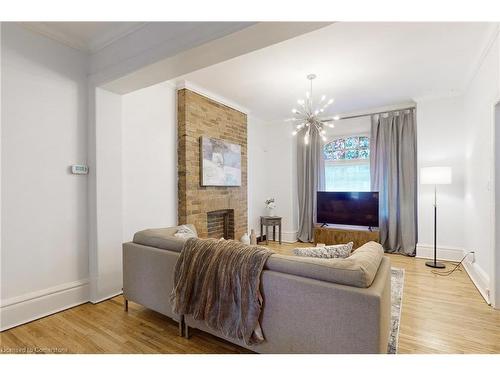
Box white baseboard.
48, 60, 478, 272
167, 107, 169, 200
281, 230, 298, 243
0, 279, 89, 332
91, 291, 123, 304
463, 258, 491, 305
416, 243, 491, 305
90, 271, 123, 303
415, 243, 464, 262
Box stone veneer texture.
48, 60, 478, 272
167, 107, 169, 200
177, 89, 248, 239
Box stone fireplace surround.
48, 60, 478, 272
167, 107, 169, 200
177, 88, 247, 240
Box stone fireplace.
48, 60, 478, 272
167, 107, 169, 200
177, 88, 247, 239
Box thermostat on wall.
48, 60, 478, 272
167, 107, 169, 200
71, 165, 89, 175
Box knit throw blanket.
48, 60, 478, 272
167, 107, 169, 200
171, 237, 274, 346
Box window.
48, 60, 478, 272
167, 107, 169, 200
323, 135, 370, 192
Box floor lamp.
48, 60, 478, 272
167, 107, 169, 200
420, 166, 452, 269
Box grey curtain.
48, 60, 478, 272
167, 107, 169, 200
297, 127, 324, 242
370, 109, 417, 255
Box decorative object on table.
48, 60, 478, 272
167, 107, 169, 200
265, 198, 276, 217
260, 216, 282, 245
174, 225, 197, 239
420, 166, 452, 269
240, 232, 250, 245
293, 242, 353, 259
288, 73, 340, 145
200, 136, 241, 186
250, 229, 257, 245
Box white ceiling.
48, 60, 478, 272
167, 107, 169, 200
178, 22, 497, 121
21, 22, 146, 53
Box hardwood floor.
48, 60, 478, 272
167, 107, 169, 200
1, 241, 499, 354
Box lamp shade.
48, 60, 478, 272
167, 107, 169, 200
420, 166, 452, 185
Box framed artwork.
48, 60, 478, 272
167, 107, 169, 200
200, 136, 241, 186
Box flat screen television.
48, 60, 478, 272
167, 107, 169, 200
317, 191, 379, 228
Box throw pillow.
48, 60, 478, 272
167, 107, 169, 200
174, 225, 197, 239
293, 242, 353, 259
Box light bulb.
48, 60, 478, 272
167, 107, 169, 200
314, 110, 319, 115
292, 130, 297, 136
321, 95, 326, 102
328, 98, 334, 104
321, 130, 326, 135
306, 91, 310, 99
328, 123, 335, 128
296, 124, 302, 129
292, 108, 298, 114
333, 115, 340, 120
304, 134, 309, 145
297, 99, 304, 105
320, 108, 324, 113
322, 136, 327, 142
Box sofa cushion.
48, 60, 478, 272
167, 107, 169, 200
293, 242, 353, 259
265, 241, 384, 288
133, 225, 198, 253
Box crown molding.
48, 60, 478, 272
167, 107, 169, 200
176, 80, 250, 115
20, 22, 147, 54
412, 90, 463, 102
463, 23, 500, 93
87, 23, 147, 53
21, 22, 88, 52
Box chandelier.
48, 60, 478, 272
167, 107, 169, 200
290, 74, 339, 145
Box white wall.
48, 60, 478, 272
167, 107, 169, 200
416, 96, 466, 256
92, 88, 123, 303
121, 82, 177, 242
248, 118, 297, 242
1, 24, 89, 330
324, 117, 371, 138
463, 32, 500, 303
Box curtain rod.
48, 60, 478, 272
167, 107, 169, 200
337, 106, 416, 121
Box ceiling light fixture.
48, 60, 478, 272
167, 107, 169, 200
289, 74, 339, 144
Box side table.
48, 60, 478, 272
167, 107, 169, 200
260, 216, 282, 245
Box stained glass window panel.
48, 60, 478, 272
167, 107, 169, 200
359, 149, 370, 159
359, 136, 369, 148
332, 150, 345, 160
333, 138, 345, 151
323, 143, 335, 160
323, 135, 370, 161
345, 150, 359, 159
344, 137, 359, 149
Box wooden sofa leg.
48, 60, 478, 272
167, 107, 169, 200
124, 297, 128, 312
178, 316, 184, 337
184, 323, 190, 339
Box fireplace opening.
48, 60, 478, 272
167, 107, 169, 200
207, 209, 235, 239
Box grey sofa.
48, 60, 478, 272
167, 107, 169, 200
123, 225, 391, 354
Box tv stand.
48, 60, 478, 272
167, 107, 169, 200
313, 225, 380, 249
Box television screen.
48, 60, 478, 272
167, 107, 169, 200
317, 192, 379, 227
